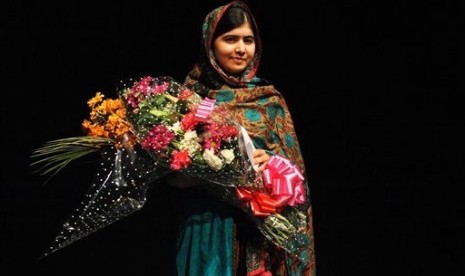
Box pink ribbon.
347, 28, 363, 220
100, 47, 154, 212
195, 97, 216, 122
262, 155, 306, 207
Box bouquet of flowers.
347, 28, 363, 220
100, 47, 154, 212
31, 76, 309, 263
116, 76, 260, 187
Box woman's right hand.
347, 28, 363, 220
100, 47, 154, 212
253, 149, 270, 172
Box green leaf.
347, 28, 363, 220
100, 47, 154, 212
149, 109, 170, 117
30, 136, 113, 183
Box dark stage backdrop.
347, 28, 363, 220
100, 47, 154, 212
2, 1, 460, 275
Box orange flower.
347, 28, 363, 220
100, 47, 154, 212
82, 92, 136, 148
87, 92, 104, 108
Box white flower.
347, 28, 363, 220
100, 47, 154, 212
179, 130, 201, 157
183, 130, 198, 141
220, 149, 235, 164
168, 121, 181, 133
202, 149, 224, 171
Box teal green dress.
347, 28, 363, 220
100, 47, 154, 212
175, 189, 235, 275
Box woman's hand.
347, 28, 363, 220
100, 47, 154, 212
253, 149, 270, 172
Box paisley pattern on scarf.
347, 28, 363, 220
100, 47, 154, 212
184, 67, 316, 276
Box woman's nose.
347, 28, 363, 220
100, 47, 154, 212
235, 42, 245, 53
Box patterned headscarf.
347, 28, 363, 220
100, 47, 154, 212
198, 0, 261, 87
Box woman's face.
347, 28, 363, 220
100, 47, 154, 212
213, 21, 256, 76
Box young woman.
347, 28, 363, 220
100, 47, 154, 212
172, 1, 316, 275
31, 1, 316, 275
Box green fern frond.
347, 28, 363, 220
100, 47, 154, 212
30, 136, 113, 181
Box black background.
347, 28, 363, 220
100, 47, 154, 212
2, 0, 461, 275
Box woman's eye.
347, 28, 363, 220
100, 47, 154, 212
244, 38, 254, 44
224, 37, 237, 43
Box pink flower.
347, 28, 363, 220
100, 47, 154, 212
153, 82, 169, 93
178, 89, 193, 100
170, 149, 191, 170
202, 136, 222, 151
181, 112, 198, 131
133, 76, 153, 95
140, 124, 175, 152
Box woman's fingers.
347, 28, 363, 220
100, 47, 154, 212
253, 149, 269, 171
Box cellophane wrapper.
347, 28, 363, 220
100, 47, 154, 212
38, 76, 309, 264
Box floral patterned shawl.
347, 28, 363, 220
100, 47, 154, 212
183, 1, 316, 275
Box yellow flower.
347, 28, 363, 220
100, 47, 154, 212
87, 92, 104, 108
82, 93, 136, 148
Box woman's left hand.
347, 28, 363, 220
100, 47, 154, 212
253, 149, 270, 172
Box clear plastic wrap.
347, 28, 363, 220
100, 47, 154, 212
32, 76, 309, 262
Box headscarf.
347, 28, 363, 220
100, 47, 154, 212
194, 0, 261, 87
183, 1, 316, 275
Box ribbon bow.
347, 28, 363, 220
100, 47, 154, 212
194, 97, 216, 122
236, 187, 280, 217
262, 155, 306, 207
